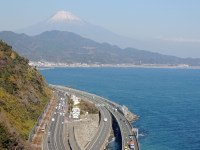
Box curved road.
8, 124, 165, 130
85, 106, 111, 150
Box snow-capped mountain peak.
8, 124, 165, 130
16, 10, 133, 49
47, 11, 82, 23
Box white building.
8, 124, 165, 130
72, 107, 80, 119
72, 107, 80, 114
71, 95, 81, 105
72, 113, 79, 119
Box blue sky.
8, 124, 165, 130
1, 0, 200, 58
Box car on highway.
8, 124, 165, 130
129, 135, 133, 139
124, 146, 129, 150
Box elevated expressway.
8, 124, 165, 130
52, 85, 139, 150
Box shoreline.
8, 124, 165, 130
35, 65, 200, 69
29, 61, 200, 69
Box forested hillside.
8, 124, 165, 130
0, 41, 51, 149
1, 31, 200, 66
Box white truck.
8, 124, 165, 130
104, 118, 107, 122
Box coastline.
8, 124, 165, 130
30, 62, 200, 69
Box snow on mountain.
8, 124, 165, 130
47, 11, 82, 23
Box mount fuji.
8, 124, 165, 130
16, 11, 136, 48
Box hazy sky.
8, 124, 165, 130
1, 0, 200, 58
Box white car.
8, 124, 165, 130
52, 118, 55, 121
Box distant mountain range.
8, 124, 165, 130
0, 30, 200, 66
16, 11, 137, 49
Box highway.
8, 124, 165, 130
43, 92, 68, 150
92, 97, 139, 150
94, 97, 139, 150
48, 85, 139, 150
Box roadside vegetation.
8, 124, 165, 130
77, 100, 98, 115
67, 95, 98, 115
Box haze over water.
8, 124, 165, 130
39, 68, 200, 150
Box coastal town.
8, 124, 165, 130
29, 60, 193, 69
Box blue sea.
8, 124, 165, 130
39, 68, 200, 150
